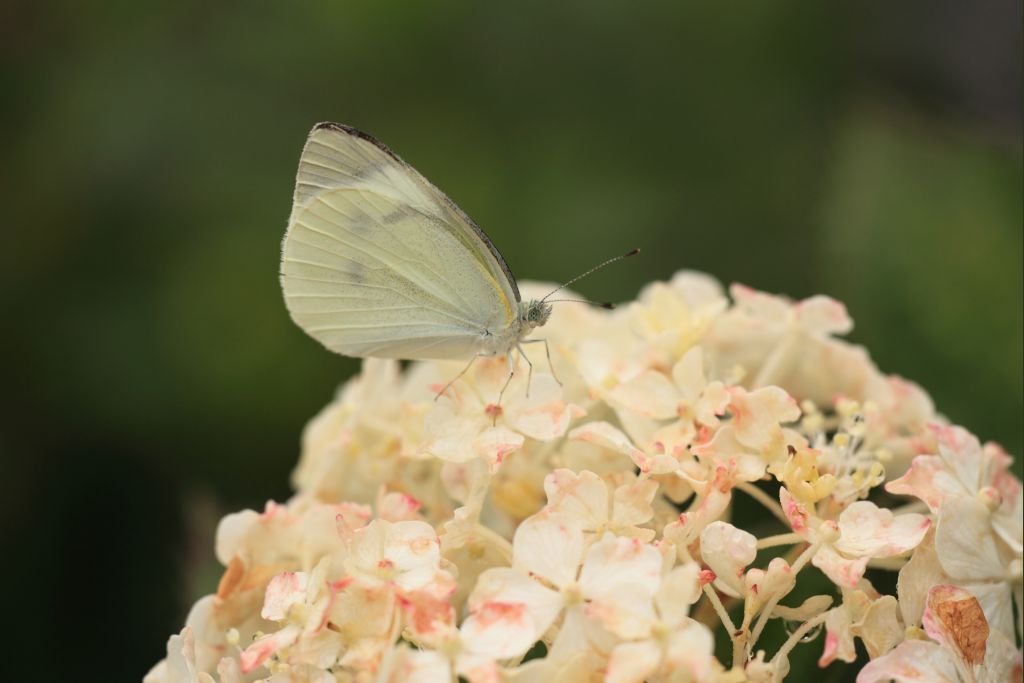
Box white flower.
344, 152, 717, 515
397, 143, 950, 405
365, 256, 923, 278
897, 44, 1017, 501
856, 585, 1020, 683
460, 514, 662, 660
148, 270, 1023, 682
780, 488, 930, 588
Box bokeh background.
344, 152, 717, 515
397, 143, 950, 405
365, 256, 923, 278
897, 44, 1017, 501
3, 1, 1021, 680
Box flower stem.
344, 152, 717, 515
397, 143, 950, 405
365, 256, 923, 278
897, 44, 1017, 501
756, 532, 804, 549
770, 612, 828, 669
747, 541, 820, 655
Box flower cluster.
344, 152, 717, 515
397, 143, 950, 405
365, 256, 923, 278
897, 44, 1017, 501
147, 272, 1023, 682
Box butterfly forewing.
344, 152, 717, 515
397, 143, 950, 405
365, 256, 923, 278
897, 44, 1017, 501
281, 124, 519, 360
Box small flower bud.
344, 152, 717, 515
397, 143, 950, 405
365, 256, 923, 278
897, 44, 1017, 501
977, 486, 1002, 511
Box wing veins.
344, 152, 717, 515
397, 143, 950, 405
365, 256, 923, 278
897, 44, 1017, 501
282, 275, 479, 328
305, 320, 471, 332
302, 193, 479, 315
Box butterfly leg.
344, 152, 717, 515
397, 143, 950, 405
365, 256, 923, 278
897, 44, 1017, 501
516, 344, 535, 398
520, 338, 561, 387
496, 351, 519, 410
435, 354, 481, 401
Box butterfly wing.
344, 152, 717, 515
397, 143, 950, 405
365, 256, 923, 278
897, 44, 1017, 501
281, 123, 521, 360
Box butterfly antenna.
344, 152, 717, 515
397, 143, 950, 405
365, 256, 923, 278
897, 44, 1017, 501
540, 248, 640, 304
545, 298, 617, 309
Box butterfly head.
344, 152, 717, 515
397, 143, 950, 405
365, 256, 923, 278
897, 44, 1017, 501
521, 300, 552, 331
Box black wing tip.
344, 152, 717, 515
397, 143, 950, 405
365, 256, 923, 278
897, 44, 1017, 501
311, 121, 378, 144
313, 121, 363, 136
308, 122, 405, 164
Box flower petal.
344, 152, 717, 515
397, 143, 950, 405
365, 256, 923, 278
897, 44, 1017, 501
834, 501, 930, 558
462, 567, 562, 659
699, 521, 757, 597
512, 514, 585, 588
854, 640, 959, 683
934, 497, 1003, 582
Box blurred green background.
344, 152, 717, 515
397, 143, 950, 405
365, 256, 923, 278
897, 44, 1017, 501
2, 1, 1020, 680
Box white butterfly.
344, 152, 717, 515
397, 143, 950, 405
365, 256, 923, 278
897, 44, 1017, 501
280, 122, 634, 394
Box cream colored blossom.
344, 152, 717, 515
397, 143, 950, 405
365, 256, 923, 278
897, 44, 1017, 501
459, 513, 664, 666
148, 272, 1023, 682
604, 563, 717, 683
857, 585, 1021, 683
780, 488, 930, 588
818, 589, 903, 667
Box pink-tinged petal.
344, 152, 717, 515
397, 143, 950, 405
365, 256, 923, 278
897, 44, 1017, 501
691, 427, 766, 483
611, 478, 658, 528
382, 520, 443, 591
569, 421, 644, 460
579, 533, 663, 600
214, 502, 301, 567
329, 579, 398, 641
377, 491, 423, 522
795, 295, 853, 335
663, 620, 716, 683
543, 605, 609, 679
884, 454, 946, 511
813, 545, 868, 589
855, 640, 959, 683
696, 381, 730, 427
655, 564, 702, 626
424, 411, 490, 463
930, 424, 986, 493
397, 587, 456, 643
512, 514, 585, 588
834, 501, 930, 558
896, 530, 944, 628
505, 374, 583, 441
859, 595, 904, 660
261, 571, 309, 621
543, 469, 609, 531
779, 487, 810, 535
727, 385, 800, 452
606, 640, 661, 683
743, 558, 794, 621
663, 484, 732, 547
609, 370, 680, 420
579, 535, 662, 638
934, 497, 1003, 582
462, 567, 562, 659
585, 583, 659, 640
885, 455, 960, 513
699, 521, 756, 597
473, 426, 524, 466
729, 283, 790, 321
239, 625, 300, 673
819, 607, 855, 667
570, 421, 677, 475
922, 584, 989, 667
378, 645, 451, 683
